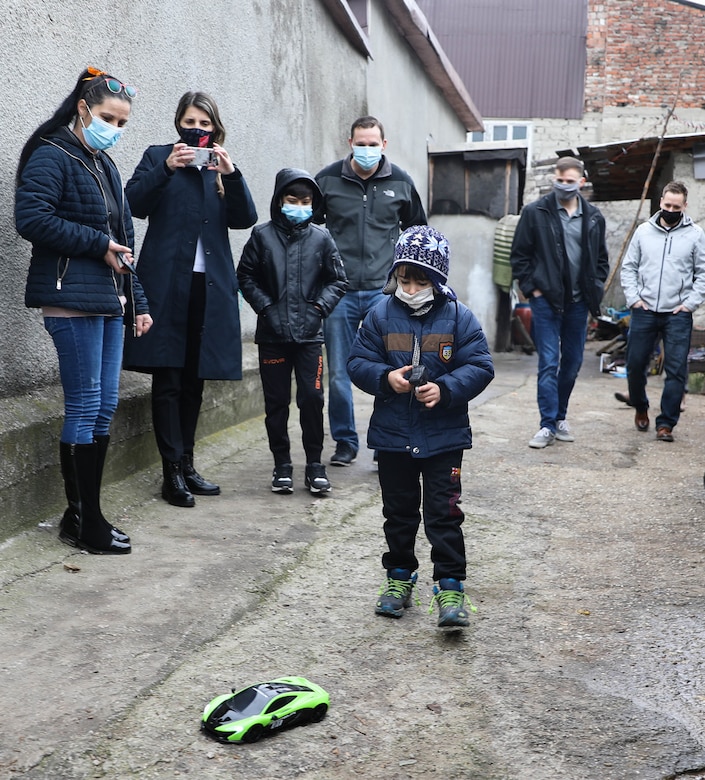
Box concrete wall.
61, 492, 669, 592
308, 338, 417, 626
1, 0, 472, 535
363, 4, 485, 334
2, 0, 368, 397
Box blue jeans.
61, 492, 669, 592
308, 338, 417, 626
626, 307, 692, 429
529, 296, 588, 432
44, 316, 124, 444
325, 289, 384, 449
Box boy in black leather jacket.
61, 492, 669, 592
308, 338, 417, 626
237, 168, 348, 494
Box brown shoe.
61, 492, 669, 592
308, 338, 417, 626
634, 410, 649, 432
656, 426, 674, 442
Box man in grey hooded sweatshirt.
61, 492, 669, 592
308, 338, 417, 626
621, 180, 705, 441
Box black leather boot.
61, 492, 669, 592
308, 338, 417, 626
59, 441, 130, 545
94, 435, 130, 543
57, 443, 131, 554
161, 459, 195, 507
181, 453, 220, 496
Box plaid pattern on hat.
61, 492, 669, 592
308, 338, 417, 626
384, 225, 457, 300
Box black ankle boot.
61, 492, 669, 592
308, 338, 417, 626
181, 453, 220, 496
58, 443, 131, 555
161, 459, 195, 507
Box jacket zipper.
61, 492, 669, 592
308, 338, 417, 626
44, 139, 126, 315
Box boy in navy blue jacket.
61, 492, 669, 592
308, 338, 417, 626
238, 169, 347, 494
348, 226, 494, 627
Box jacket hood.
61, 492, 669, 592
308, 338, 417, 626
270, 167, 322, 226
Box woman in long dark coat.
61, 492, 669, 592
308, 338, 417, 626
124, 91, 257, 507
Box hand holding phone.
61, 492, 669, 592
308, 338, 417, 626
185, 147, 218, 167
116, 253, 137, 274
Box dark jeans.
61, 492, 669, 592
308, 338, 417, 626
626, 307, 692, 429
377, 449, 466, 581
323, 288, 385, 450
44, 315, 123, 444
151, 273, 206, 462
258, 342, 325, 465
529, 296, 588, 432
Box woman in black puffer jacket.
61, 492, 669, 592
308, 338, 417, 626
15, 67, 152, 555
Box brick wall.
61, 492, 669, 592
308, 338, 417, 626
586, 0, 705, 112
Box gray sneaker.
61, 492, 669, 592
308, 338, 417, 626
555, 420, 575, 442
529, 427, 556, 449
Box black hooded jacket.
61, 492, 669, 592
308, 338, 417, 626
237, 168, 348, 344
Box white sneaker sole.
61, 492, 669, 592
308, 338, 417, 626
528, 437, 555, 449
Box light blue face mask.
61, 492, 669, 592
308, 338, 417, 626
352, 145, 383, 171
81, 107, 124, 151
281, 204, 313, 224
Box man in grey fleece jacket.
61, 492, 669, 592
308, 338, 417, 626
621, 180, 705, 441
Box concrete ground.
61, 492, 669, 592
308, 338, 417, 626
2, 344, 705, 780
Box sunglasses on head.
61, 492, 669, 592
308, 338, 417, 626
83, 67, 137, 98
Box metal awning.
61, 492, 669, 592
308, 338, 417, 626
557, 133, 705, 202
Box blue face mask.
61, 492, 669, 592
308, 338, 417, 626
81, 107, 124, 151
352, 145, 383, 171
281, 204, 313, 224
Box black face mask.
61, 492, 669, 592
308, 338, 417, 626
178, 126, 213, 148
660, 209, 682, 227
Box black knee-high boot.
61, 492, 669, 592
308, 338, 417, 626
59, 441, 130, 545
94, 435, 130, 543
57, 443, 131, 554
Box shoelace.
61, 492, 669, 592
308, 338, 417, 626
429, 588, 477, 615
379, 578, 421, 606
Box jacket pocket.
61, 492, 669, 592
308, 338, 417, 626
302, 303, 323, 340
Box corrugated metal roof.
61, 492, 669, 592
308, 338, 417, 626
417, 0, 587, 119
561, 133, 705, 201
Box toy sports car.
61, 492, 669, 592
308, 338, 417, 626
201, 676, 330, 743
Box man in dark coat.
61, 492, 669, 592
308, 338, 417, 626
510, 156, 609, 449
315, 116, 427, 467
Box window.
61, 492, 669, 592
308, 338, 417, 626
348, 0, 368, 31
470, 121, 532, 147
428, 149, 526, 218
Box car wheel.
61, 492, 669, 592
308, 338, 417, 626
243, 724, 264, 743
311, 704, 328, 723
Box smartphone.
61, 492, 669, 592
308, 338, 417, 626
186, 147, 218, 167
116, 253, 136, 274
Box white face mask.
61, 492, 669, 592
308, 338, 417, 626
394, 286, 435, 310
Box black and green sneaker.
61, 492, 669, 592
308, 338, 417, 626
375, 568, 418, 618
429, 578, 477, 627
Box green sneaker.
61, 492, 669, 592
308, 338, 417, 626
375, 569, 418, 618
429, 579, 477, 627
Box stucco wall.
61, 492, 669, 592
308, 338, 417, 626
2, 0, 369, 398
2, 0, 473, 400
364, 2, 469, 188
